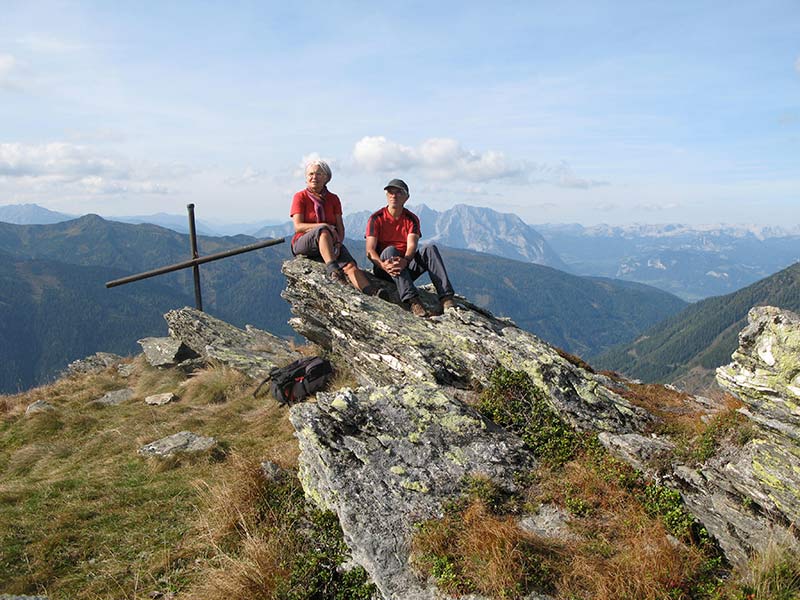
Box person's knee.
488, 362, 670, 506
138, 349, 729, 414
318, 227, 333, 241
341, 262, 357, 274
380, 246, 400, 259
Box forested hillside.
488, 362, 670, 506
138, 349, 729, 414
594, 262, 800, 383
1, 216, 687, 392
436, 248, 686, 359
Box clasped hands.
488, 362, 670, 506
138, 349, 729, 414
381, 256, 408, 277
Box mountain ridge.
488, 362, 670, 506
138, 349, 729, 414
593, 261, 800, 386
0, 216, 686, 392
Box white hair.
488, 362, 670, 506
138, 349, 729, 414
305, 159, 332, 182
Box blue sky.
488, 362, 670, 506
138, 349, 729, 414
1, 0, 798, 226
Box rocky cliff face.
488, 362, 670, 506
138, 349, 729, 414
159, 260, 800, 599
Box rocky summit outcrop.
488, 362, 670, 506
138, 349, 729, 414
282, 257, 652, 436
290, 383, 534, 599
147, 269, 800, 596
686, 305, 800, 563
277, 258, 800, 591
164, 307, 299, 378
717, 306, 800, 438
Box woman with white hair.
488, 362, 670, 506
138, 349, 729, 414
290, 159, 381, 295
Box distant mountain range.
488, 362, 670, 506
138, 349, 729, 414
536, 223, 800, 301
0, 203, 282, 236
256, 204, 569, 270
6, 203, 799, 303
0, 203, 75, 225
593, 261, 800, 388
0, 216, 686, 393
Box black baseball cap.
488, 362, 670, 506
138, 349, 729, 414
383, 178, 409, 194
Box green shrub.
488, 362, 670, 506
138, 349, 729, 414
478, 367, 580, 466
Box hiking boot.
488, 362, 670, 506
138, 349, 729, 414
441, 296, 456, 311
328, 268, 348, 285
408, 298, 429, 318
364, 285, 390, 301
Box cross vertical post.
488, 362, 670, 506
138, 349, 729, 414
187, 204, 203, 311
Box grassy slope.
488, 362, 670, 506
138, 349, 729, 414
0, 359, 297, 599
593, 262, 800, 383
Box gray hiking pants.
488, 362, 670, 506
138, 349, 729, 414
374, 244, 454, 303
292, 226, 355, 268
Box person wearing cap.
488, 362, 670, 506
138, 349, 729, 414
365, 178, 456, 317
290, 159, 382, 296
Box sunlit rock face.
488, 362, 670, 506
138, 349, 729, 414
717, 306, 800, 437
290, 383, 534, 600
281, 256, 653, 436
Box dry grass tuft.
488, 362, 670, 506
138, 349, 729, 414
554, 346, 595, 373
736, 536, 800, 600
198, 452, 277, 544
188, 529, 294, 600
413, 499, 563, 598
133, 361, 187, 398
534, 449, 722, 600
288, 340, 322, 357
620, 382, 708, 435
188, 453, 299, 600
188, 454, 375, 600
181, 364, 250, 405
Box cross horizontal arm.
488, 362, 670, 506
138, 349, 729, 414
105, 236, 286, 289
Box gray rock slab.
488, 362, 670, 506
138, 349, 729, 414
117, 362, 137, 378
138, 431, 217, 457
0, 596, 50, 600
282, 257, 653, 436
92, 388, 134, 406
144, 392, 178, 406
25, 400, 55, 415
290, 383, 536, 600
66, 351, 124, 376
138, 336, 199, 368
164, 307, 300, 379
717, 306, 800, 437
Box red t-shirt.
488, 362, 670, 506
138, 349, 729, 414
365, 207, 421, 256
289, 189, 342, 245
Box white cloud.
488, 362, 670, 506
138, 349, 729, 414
795, 56, 800, 74
351, 136, 606, 188
353, 136, 417, 172
0, 142, 177, 196
0, 142, 124, 178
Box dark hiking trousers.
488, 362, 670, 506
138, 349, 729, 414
374, 244, 454, 303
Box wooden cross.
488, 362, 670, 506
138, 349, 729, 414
105, 204, 285, 311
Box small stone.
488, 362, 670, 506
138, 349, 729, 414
66, 352, 124, 376
138, 431, 217, 457
260, 460, 284, 481
145, 392, 178, 406
117, 363, 137, 378
519, 504, 579, 541
25, 400, 55, 415
92, 388, 134, 406
138, 337, 199, 368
